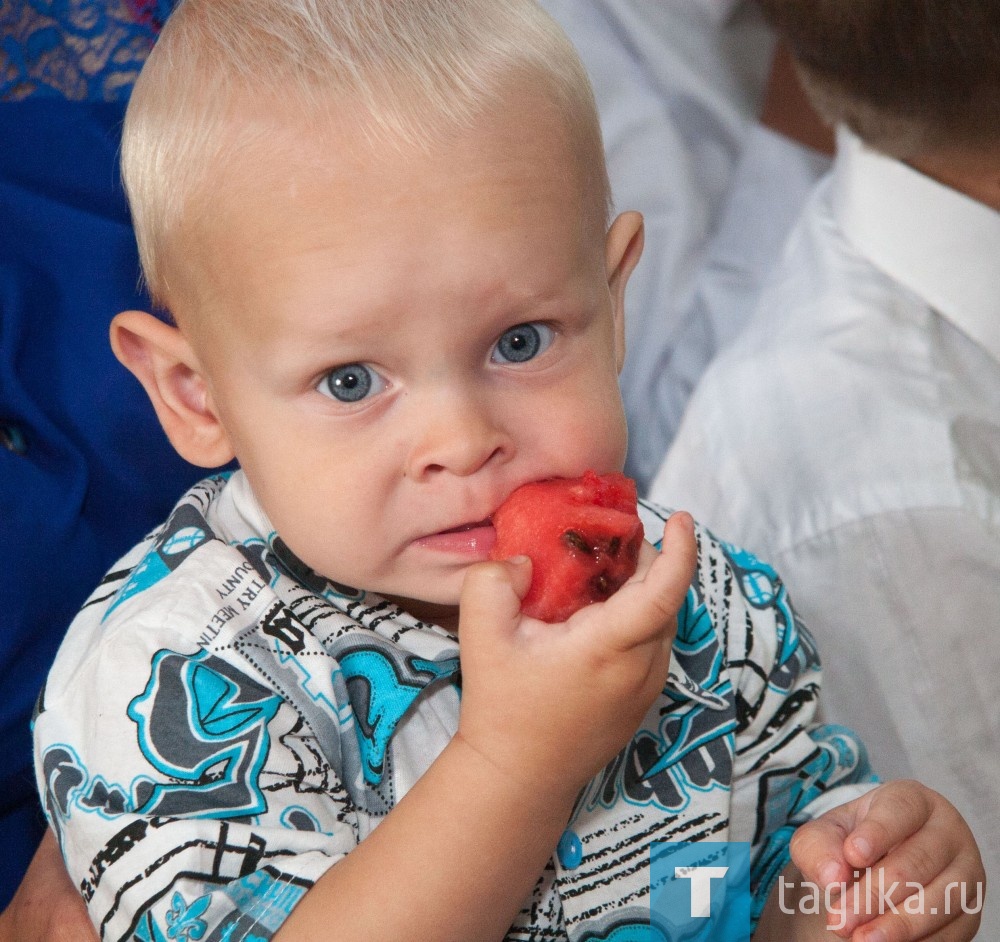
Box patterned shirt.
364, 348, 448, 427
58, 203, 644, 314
34, 471, 874, 941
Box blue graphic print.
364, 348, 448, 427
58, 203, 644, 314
128, 650, 281, 818
34, 484, 877, 942
751, 724, 875, 920
339, 647, 459, 785
585, 588, 736, 814
165, 891, 210, 941
135, 910, 170, 942
720, 541, 817, 689
582, 922, 669, 942
106, 505, 217, 618
38, 744, 86, 846
219, 869, 308, 936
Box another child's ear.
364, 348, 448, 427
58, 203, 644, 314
605, 211, 645, 373
110, 310, 236, 468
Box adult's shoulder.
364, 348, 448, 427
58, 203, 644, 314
650, 179, 951, 555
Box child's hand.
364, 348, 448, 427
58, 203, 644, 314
789, 780, 985, 941
455, 511, 697, 802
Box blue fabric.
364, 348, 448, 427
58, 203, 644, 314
0, 0, 175, 101
0, 99, 207, 908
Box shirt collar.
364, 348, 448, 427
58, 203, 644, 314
831, 126, 1000, 365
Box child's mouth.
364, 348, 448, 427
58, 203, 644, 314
439, 518, 492, 534
417, 519, 497, 555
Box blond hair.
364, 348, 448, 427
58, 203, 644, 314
758, 0, 1000, 159
122, 0, 609, 307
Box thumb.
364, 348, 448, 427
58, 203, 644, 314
459, 556, 532, 637
602, 510, 697, 651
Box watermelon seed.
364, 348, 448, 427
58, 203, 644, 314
562, 530, 593, 555
591, 572, 611, 596
608, 537, 621, 557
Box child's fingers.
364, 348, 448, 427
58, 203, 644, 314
791, 782, 940, 892
790, 814, 854, 890
844, 796, 984, 941
829, 850, 965, 939
794, 782, 983, 940
842, 864, 984, 942
601, 511, 697, 652
459, 556, 532, 637
860, 829, 959, 907
843, 781, 937, 870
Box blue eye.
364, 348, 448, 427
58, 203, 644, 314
319, 363, 385, 403
492, 323, 553, 364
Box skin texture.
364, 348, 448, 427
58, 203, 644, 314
762, 780, 984, 942
760, 40, 836, 156
11, 73, 982, 942
907, 148, 1000, 213
0, 831, 97, 942
112, 82, 635, 633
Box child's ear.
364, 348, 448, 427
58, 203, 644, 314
110, 310, 236, 468
605, 210, 644, 374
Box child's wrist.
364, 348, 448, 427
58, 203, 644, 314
448, 729, 582, 817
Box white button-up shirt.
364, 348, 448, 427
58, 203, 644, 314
651, 128, 1000, 934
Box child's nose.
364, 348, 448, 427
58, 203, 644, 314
405, 386, 512, 480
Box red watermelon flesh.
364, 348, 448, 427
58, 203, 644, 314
489, 470, 643, 622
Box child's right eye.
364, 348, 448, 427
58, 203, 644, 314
317, 363, 386, 403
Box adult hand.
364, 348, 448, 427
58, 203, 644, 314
0, 829, 97, 942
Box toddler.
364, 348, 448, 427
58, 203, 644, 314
34, 1, 982, 940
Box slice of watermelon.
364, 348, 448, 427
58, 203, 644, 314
489, 470, 643, 622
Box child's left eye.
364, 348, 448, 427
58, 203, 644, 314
491, 322, 554, 364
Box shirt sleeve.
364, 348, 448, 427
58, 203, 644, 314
695, 531, 878, 924
34, 584, 360, 942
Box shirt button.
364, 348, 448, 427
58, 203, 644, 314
0, 423, 27, 455
557, 829, 583, 870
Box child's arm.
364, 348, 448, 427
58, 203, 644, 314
276, 512, 697, 941
755, 779, 984, 941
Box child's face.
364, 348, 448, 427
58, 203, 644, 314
173, 88, 638, 628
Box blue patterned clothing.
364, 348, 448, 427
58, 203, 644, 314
0, 0, 177, 101
0, 0, 189, 906
34, 471, 875, 941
